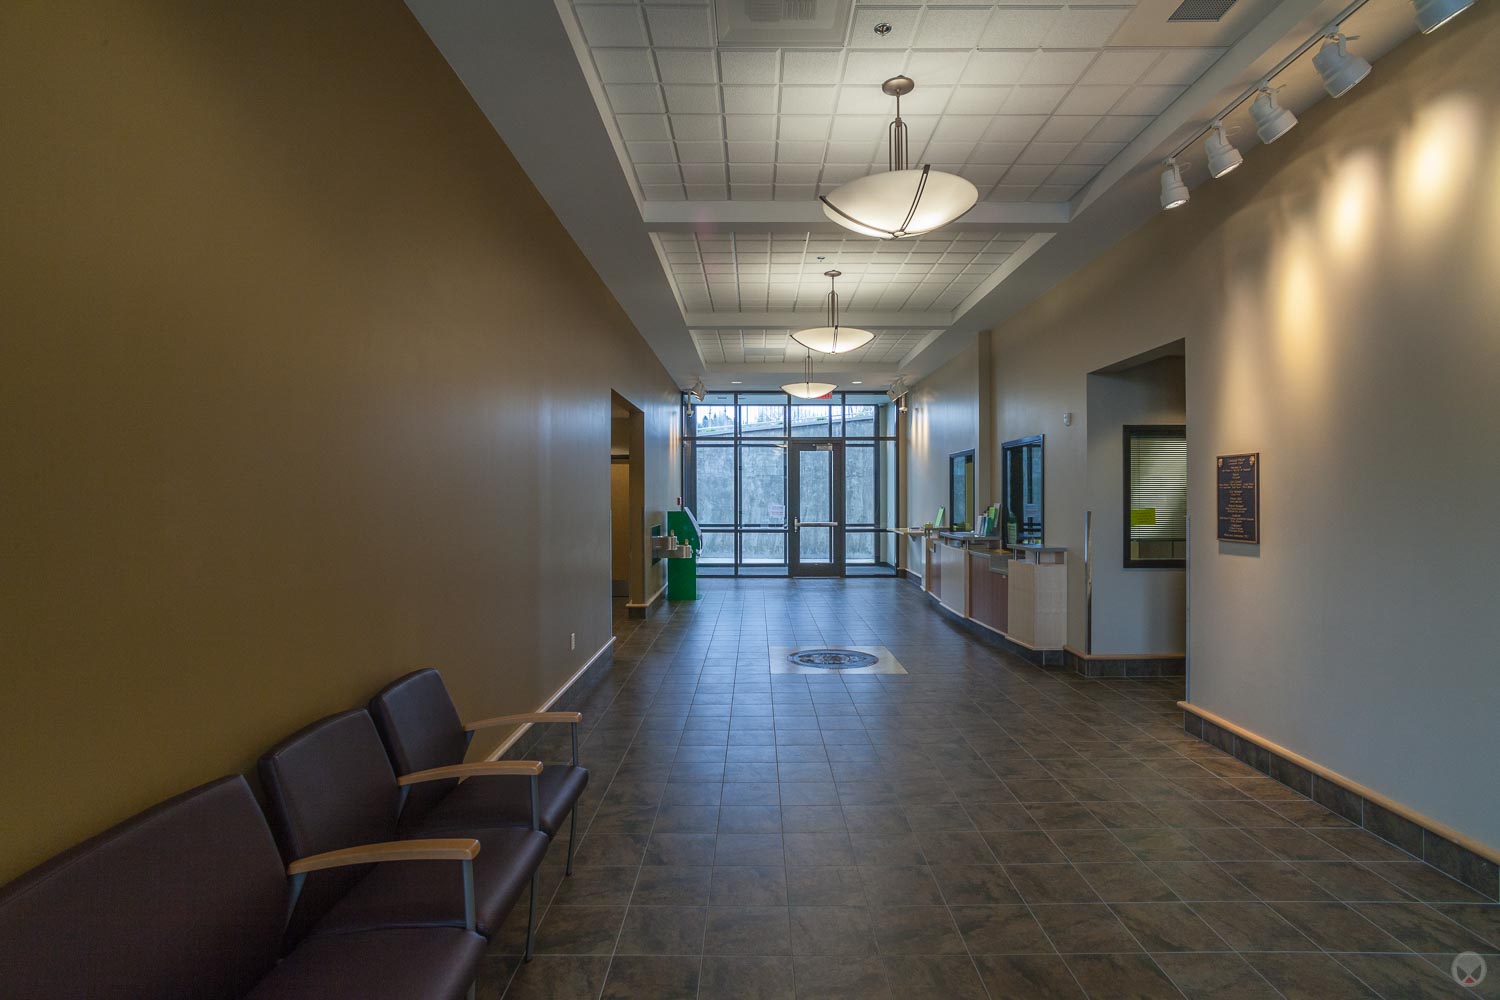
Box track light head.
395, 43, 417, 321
689, 378, 706, 402
1412, 0, 1474, 32
1250, 85, 1298, 144
1313, 32, 1372, 97
1159, 158, 1189, 211
1204, 122, 1244, 179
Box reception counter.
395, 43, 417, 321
921, 533, 1067, 653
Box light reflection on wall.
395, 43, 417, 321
1270, 219, 1329, 403
1393, 92, 1484, 245
1319, 148, 1383, 269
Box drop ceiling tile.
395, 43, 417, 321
655, 50, 718, 84
779, 116, 832, 140
914, 8, 993, 48
842, 50, 904, 84
677, 140, 726, 162
963, 165, 1009, 185
983, 115, 1047, 142
635, 163, 682, 183
820, 163, 868, 182
780, 86, 837, 115
1005, 164, 1054, 184
971, 140, 1026, 164
1056, 85, 1126, 115
836, 86, 894, 116
1002, 86, 1068, 115
720, 50, 780, 84
777, 141, 827, 163
1030, 184, 1079, 201
626, 141, 676, 162
664, 85, 720, 113
961, 50, 1033, 85
903, 51, 969, 85
776, 164, 822, 183
593, 48, 657, 84
671, 115, 723, 140
1080, 50, 1160, 86
1140, 48, 1223, 86
830, 115, 887, 141
920, 141, 977, 162
1019, 51, 1095, 86
826, 140, 878, 162
727, 141, 776, 162
645, 6, 714, 47
1018, 141, 1074, 165
782, 50, 843, 84
723, 86, 778, 114
616, 114, 672, 140
681, 163, 726, 183
933, 116, 990, 141
945, 87, 1011, 116
1035, 115, 1100, 142
1065, 140, 1126, 164
1085, 114, 1153, 142
730, 163, 774, 182
1047, 164, 1099, 185
1111, 84, 1184, 116
775, 184, 817, 200
1041, 7, 1129, 48
980, 8, 1062, 49
900, 86, 952, 115
607, 85, 666, 114
576, 5, 649, 47
726, 115, 777, 141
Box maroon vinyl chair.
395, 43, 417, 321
258, 709, 549, 960
0, 776, 486, 1000
370, 669, 589, 874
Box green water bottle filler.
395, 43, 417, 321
666, 507, 702, 601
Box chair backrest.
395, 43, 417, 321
369, 668, 468, 825
0, 776, 286, 1000
258, 709, 402, 943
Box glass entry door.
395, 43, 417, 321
789, 441, 844, 576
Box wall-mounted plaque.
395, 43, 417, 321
1217, 453, 1260, 543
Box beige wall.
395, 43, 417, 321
903, 340, 991, 576
0, 1, 680, 881
983, 5, 1500, 846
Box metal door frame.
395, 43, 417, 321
788, 440, 844, 577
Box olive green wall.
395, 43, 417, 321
0, 1, 680, 882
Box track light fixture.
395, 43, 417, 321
1159, 159, 1189, 210
1250, 85, 1299, 144
1204, 122, 1243, 178
819, 77, 979, 240
688, 378, 706, 402
1313, 30, 1372, 97
792, 271, 874, 354
1413, 0, 1474, 32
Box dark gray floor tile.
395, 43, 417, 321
643, 833, 717, 866
550, 866, 639, 906
1269, 900, 1409, 952
1075, 862, 1178, 902
1153, 952, 1281, 999
704, 905, 792, 955
789, 905, 877, 956
880, 955, 988, 999
930, 863, 1023, 905
1031, 903, 1143, 953
868, 905, 967, 955
857, 865, 945, 905
792, 955, 892, 999
972, 954, 1086, 998
615, 905, 707, 955
951, 904, 1055, 954
787, 866, 866, 906
1187, 900, 1317, 951
1245, 952, 1379, 1000
495, 954, 610, 999
1064, 953, 1181, 999
698, 956, 795, 1000
711, 865, 788, 906
1006, 864, 1102, 904
632, 866, 711, 906
535, 905, 627, 955
600, 955, 700, 999
715, 834, 785, 866
984, 830, 1068, 864
1110, 901, 1230, 952
1332, 953, 1478, 999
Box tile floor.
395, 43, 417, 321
479, 579, 1498, 999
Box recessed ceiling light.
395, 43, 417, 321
730, 380, 743, 384
852, 381, 863, 384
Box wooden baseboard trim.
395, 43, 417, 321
484, 637, 616, 762
1180, 701, 1500, 877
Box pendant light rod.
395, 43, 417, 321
884, 75, 913, 171
1166, 0, 1371, 161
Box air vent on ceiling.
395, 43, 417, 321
1167, 0, 1238, 22
716, 0, 853, 45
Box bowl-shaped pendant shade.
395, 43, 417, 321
781, 380, 838, 399
821, 167, 979, 240
791, 326, 875, 354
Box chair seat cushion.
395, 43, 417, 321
247, 927, 484, 1000
308, 827, 548, 939
406, 765, 588, 839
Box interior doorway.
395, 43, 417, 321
609, 392, 644, 603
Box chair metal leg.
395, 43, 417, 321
524, 869, 538, 963
467, 984, 476, 1000
565, 808, 577, 876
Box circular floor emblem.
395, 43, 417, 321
787, 648, 879, 670
1453, 952, 1487, 987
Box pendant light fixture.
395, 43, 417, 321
1313, 30, 1371, 97
782, 348, 837, 400
792, 270, 874, 355
819, 77, 979, 240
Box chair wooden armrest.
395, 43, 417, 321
287, 838, 479, 875
464, 712, 583, 732
397, 761, 543, 785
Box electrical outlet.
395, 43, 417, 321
570, 633, 576, 651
